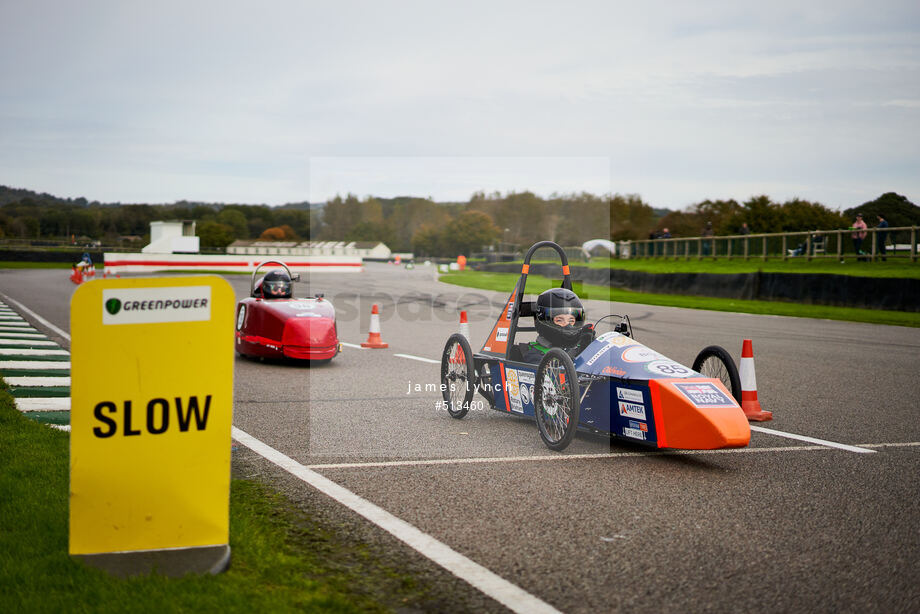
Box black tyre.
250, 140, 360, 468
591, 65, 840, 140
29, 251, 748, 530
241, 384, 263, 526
535, 348, 581, 451
692, 345, 742, 403
440, 334, 475, 419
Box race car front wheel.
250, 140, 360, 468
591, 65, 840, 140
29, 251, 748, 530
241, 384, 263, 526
535, 348, 581, 451
692, 345, 742, 403
440, 333, 475, 419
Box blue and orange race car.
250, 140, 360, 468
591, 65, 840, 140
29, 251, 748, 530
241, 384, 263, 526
440, 241, 750, 451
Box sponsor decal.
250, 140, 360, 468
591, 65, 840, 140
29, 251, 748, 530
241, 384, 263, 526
646, 360, 694, 378
618, 400, 647, 420
597, 331, 621, 342
496, 327, 509, 342
518, 370, 535, 385
628, 420, 648, 432
602, 365, 626, 377
520, 383, 531, 405
102, 287, 211, 325
622, 427, 646, 440
616, 388, 643, 403
596, 331, 637, 347
484, 346, 491, 351
585, 343, 613, 366
621, 345, 665, 363
506, 369, 523, 413
289, 301, 316, 310
673, 382, 737, 408
296, 312, 322, 317
506, 301, 514, 319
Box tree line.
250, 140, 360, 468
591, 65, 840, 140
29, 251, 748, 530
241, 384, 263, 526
0, 185, 915, 257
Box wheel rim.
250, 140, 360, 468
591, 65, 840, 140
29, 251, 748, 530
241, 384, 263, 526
446, 340, 469, 411
699, 356, 731, 391
539, 356, 572, 442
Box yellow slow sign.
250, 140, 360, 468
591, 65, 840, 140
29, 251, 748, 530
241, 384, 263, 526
69, 276, 234, 555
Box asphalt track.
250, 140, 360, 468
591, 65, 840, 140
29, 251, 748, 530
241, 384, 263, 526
2, 264, 918, 613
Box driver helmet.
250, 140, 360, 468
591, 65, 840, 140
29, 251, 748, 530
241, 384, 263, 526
534, 287, 585, 348
261, 269, 292, 299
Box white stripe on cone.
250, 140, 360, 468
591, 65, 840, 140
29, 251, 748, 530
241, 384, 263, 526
459, 311, 470, 339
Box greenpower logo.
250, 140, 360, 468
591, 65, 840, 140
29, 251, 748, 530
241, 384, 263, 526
102, 287, 212, 325
105, 298, 122, 315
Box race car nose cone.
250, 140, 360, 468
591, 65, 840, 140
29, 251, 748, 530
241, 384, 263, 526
650, 379, 750, 449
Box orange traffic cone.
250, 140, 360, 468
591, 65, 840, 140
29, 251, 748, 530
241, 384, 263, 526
739, 339, 772, 421
361, 304, 389, 348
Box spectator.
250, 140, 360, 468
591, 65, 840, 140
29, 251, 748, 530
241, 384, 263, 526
851, 213, 868, 257
739, 222, 750, 235
876, 214, 889, 261
661, 228, 671, 239
701, 221, 714, 256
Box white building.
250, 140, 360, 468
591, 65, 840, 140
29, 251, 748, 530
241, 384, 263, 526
227, 240, 397, 260
142, 220, 199, 254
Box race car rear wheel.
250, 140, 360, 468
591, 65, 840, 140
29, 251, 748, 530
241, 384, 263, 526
535, 348, 581, 451
692, 345, 742, 403
440, 333, 475, 419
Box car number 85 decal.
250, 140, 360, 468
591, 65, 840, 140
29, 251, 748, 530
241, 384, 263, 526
645, 360, 694, 377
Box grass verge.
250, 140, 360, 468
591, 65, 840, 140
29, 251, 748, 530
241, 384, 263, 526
0, 388, 437, 613
527, 257, 920, 278
439, 270, 920, 328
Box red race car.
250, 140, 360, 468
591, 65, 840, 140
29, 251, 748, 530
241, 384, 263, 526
235, 261, 341, 362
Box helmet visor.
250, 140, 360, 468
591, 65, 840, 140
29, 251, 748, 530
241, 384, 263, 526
537, 305, 584, 327
264, 280, 291, 295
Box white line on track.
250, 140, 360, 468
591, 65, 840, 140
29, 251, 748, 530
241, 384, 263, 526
5, 376, 71, 386
0, 348, 69, 356
749, 425, 875, 454
0, 293, 71, 340
15, 397, 70, 411
0, 361, 71, 370
231, 426, 562, 614
0, 332, 51, 339
0, 339, 59, 347
306, 442, 920, 470
339, 341, 368, 350
0, 321, 32, 327
394, 353, 440, 364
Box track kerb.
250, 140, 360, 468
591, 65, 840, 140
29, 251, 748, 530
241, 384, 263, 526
740, 339, 772, 421
361, 304, 389, 348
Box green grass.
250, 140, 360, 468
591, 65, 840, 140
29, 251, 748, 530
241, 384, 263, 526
0, 389, 439, 613
0, 261, 100, 270
525, 256, 920, 278
439, 270, 920, 328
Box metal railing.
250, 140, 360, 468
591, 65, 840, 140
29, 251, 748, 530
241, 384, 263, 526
621, 226, 918, 262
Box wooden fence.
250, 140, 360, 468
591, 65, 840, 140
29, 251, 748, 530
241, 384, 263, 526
623, 226, 918, 262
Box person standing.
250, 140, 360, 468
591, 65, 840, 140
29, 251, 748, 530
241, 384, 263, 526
851, 213, 868, 257
876, 214, 889, 261
701, 221, 714, 256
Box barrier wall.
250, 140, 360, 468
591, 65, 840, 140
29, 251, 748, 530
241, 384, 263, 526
480, 263, 920, 312
103, 253, 364, 274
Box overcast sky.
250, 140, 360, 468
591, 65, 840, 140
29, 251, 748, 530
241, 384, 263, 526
1, 1, 918, 210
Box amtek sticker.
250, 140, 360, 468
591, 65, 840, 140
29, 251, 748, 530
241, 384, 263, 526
496, 328, 509, 342
618, 401, 647, 420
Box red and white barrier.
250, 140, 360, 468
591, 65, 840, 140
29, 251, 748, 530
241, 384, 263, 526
102, 253, 363, 275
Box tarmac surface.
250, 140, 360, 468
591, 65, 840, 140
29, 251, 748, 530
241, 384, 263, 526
1, 263, 919, 613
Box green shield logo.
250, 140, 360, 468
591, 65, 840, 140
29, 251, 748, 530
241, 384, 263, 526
105, 298, 122, 315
